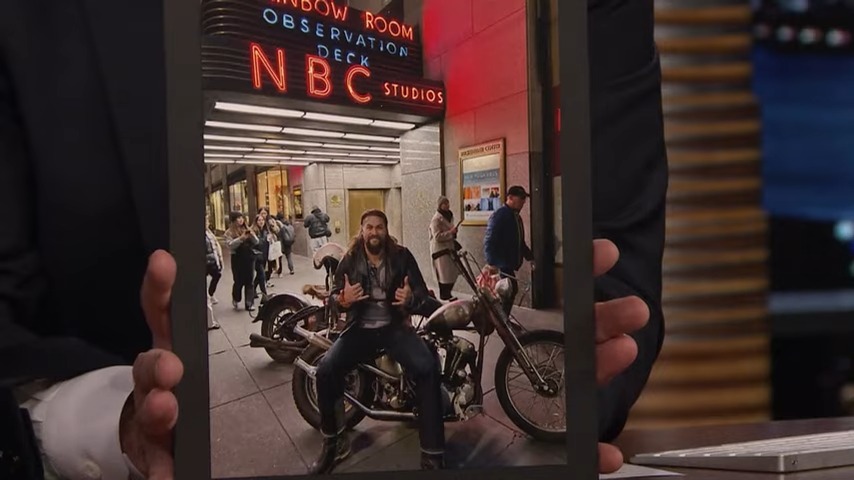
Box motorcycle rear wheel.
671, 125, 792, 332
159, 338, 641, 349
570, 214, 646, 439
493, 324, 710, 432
259, 295, 313, 363
494, 330, 566, 442
292, 345, 373, 431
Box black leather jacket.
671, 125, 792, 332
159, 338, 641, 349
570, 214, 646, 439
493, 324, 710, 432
330, 244, 430, 329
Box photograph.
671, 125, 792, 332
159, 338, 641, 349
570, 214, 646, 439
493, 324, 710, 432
199, 0, 576, 477
459, 139, 505, 224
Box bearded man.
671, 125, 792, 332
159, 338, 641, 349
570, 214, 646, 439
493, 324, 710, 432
309, 209, 445, 474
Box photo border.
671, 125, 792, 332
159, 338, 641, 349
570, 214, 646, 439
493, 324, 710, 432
164, 0, 211, 479
458, 138, 506, 227
167, 0, 597, 478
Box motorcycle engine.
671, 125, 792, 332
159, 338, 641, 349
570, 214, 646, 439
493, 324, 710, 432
443, 336, 477, 418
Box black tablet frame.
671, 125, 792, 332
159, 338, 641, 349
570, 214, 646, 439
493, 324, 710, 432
164, 0, 597, 478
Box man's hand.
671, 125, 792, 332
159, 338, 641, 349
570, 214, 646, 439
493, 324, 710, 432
593, 239, 650, 473
120, 250, 184, 479
392, 276, 412, 306
339, 274, 368, 308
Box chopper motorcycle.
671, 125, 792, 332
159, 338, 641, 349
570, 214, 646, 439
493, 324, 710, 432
289, 244, 567, 442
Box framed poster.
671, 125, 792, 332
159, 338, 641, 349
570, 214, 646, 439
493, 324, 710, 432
459, 138, 506, 226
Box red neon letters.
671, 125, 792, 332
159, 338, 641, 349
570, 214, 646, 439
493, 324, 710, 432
270, 0, 349, 22
251, 45, 371, 104
382, 82, 444, 105
251, 43, 287, 92
306, 55, 333, 98
345, 66, 371, 104
363, 12, 414, 41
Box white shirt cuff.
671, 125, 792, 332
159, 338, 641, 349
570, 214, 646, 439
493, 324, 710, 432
19, 366, 136, 480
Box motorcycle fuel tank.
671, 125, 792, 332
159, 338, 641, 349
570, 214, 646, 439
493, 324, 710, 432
424, 299, 475, 336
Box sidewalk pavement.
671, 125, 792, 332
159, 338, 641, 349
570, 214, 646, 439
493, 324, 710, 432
207, 253, 566, 478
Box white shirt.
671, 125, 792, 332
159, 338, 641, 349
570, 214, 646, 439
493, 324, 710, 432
15, 367, 145, 479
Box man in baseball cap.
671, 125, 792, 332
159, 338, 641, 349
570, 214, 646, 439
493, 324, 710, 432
483, 185, 535, 314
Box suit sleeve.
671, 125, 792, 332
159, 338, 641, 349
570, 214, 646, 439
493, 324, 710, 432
1, 40, 139, 479
589, 0, 668, 443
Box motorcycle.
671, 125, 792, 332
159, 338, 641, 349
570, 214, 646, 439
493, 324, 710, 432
247, 245, 346, 363
289, 243, 567, 442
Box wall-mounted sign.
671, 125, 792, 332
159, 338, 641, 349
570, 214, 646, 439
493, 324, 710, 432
459, 139, 506, 226
201, 0, 446, 118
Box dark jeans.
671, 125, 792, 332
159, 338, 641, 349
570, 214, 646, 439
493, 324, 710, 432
231, 254, 254, 307
253, 258, 268, 296
206, 263, 221, 297
315, 323, 445, 453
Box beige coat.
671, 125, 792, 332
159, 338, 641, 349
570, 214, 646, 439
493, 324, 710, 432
429, 211, 459, 284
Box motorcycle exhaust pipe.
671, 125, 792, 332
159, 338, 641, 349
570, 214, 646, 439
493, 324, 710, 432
294, 359, 416, 421
248, 333, 306, 351
293, 325, 333, 350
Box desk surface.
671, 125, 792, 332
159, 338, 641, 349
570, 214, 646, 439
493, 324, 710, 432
614, 417, 854, 479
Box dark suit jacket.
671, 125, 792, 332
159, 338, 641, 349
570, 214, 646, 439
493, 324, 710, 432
0, 0, 167, 387
483, 204, 534, 273
589, 0, 668, 442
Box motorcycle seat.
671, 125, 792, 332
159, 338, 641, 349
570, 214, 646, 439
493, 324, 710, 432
302, 284, 330, 300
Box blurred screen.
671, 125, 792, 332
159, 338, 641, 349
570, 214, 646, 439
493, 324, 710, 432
753, 0, 854, 51
753, 5, 854, 297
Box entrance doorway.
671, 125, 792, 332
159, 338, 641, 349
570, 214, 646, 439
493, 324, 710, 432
347, 189, 386, 238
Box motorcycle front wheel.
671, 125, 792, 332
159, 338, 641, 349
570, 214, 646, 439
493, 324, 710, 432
292, 345, 374, 431
494, 330, 566, 442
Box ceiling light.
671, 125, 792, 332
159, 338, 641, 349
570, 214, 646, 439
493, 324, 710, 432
204, 134, 266, 143
369, 146, 399, 152
204, 159, 236, 164
349, 153, 382, 158
215, 101, 304, 118
331, 159, 367, 164
305, 151, 349, 157
303, 112, 373, 125
371, 120, 416, 130
282, 127, 345, 138
205, 121, 282, 133
344, 133, 397, 142
205, 145, 253, 152
204, 153, 243, 158
291, 157, 332, 163
267, 139, 324, 147
253, 148, 306, 154
237, 160, 279, 165
321, 143, 370, 150
244, 155, 292, 160
384, 155, 401, 159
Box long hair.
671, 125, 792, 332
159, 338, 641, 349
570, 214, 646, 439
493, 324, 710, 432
347, 209, 401, 259
250, 214, 267, 236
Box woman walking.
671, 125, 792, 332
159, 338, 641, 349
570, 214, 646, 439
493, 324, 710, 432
250, 214, 271, 304
277, 213, 296, 275
205, 213, 224, 305
224, 211, 259, 311
429, 196, 460, 301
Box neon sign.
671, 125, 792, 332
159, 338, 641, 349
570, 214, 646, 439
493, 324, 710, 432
246, 42, 444, 109
201, 0, 444, 117
268, 0, 415, 41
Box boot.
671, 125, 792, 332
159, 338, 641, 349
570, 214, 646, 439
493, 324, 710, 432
421, 451, 444, 470
309, 433, 351, 474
